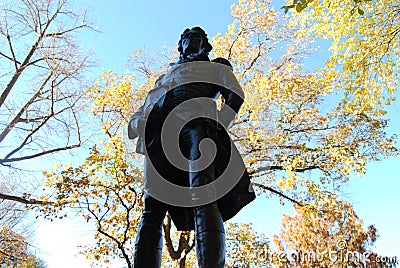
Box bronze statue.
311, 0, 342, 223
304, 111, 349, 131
128, 26, 255, 267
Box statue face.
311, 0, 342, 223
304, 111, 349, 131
181, 29, 204, 56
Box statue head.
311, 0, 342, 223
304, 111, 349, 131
178, 27, 213, 57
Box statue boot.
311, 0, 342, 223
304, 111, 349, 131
194, 202, 226, 268
190, 169, 226, 268
134, 194, 166, 268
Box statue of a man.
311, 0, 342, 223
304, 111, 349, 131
128, 26, 255, 267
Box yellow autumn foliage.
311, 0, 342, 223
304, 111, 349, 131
41, 0, 398, 266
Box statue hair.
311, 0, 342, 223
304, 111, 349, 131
178, 27, 213, 54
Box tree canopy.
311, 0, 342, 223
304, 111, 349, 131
1, 0, 398, 267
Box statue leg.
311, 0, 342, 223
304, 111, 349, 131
184, 123, 226, 268
193, 200, 226, 267
134, 193, 167, 268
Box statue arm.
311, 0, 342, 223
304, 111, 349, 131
218, 88, 243, 129
128, 105, 145, 140
211, 57, 243, 128
128, 74, 167, 140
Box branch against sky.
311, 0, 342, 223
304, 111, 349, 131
0, 1, 96, 263
0, 0, 96, 202
0, 0, 96, 168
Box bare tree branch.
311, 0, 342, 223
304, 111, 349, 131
0, 72, 53, 144
0, 8, 55, 107
163, 214, 179, 260
0, 192, 49, 205
252, 182, 304, 207
0, 143, 81, 164
44, 24, 88, 38
249, 165, 319, 175
6, 35, 18, 70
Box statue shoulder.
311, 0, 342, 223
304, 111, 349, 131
211, 57, 233, 69
154, 74, 166, 87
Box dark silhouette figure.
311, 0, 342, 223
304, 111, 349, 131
129, 26, 255, 267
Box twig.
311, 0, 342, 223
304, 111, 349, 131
252, 182, 304, 207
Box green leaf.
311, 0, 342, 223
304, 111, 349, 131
357, 8, 365, 15
281, 6, 289, 13
296, 3, 305, 12
281, 5, 295, 14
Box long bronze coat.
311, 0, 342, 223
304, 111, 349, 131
128, 59, 255, 231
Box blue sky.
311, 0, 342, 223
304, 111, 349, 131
81, 0, 234, 73
34, 0, 399, 266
